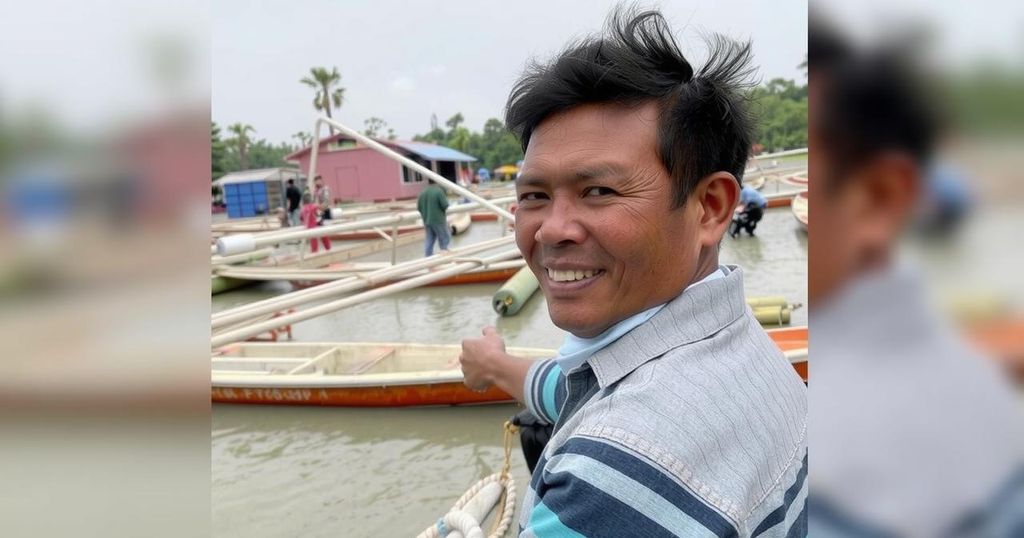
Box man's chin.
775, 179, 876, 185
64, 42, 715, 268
548, 310, 606, 339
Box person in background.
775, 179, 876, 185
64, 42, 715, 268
730, 184, 768, 237
416, 181, 450, 256
285, 178, 302, 226
313, 175, 331, 224
300, 191, 331, 253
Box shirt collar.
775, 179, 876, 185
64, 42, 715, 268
583, 264, 747, 388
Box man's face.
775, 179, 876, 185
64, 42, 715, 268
515, 102, 703, 338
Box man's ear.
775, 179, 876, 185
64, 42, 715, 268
847, 152, 920, 265
693, 171, 741, 247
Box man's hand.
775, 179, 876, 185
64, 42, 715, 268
460, 326, 507, 391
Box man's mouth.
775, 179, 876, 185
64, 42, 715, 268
546, 268, 605, 282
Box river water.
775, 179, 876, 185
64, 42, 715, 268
211, 181, 808, 537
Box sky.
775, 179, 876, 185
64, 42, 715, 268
211, 0, 809, 145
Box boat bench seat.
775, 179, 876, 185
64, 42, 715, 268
344, 346, 396, 375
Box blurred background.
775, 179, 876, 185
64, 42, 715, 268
810, 0, 1023, 535
0, 1, 211, 536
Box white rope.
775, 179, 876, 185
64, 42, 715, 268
415, 474, 516, 538
415, 422, 519, 538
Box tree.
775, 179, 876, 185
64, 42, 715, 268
212, 121, 227, 179
445, 113, 465, 135
226, 123, 255, 170
300, 66, 346, 135
415, 115, 523, 172
363, 117, 389, 138
292, 131, 311, 148
246, 139, 294, 169
747, 78, 808, 153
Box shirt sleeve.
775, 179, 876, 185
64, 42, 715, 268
523, 359, 565, 425
523, 436, 740, 537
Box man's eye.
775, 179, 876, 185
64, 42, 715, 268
518, 192, 548, 202
583, 186, 617, 197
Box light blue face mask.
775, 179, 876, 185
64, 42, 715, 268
554, 266, 729, 372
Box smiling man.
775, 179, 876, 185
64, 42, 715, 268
458, 8, 807, 538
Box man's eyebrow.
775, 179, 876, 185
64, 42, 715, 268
516, 163, 627, 187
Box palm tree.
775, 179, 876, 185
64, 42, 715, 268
292, 131, 312, 148
227, 123, 255, 170
300, 66, 346, 135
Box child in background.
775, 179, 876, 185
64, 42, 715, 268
300, 192, 331, 253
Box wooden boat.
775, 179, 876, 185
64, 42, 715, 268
766, 326, 808, 381
211, 343, 554, 406
211, 232, 426, 294
470, 212, 499, 222
765, 189, 806, 209
783, 173, 809, 187
742, 175, 766, 190
328, 223, 424, 241
211, 327, 809, 406
792, 192, 808, 230
285, 260, 526, 290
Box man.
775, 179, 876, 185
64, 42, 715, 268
285, 178, 302, 227
808, 17, 1023, 537
459, 9, 806, 537
416, 181, 450, 256
313, 175, 331, 223
731, 184, 768, 237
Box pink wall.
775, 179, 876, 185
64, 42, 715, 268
296, 146, 429, 203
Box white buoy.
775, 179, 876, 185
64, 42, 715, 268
216, 234, 257, 256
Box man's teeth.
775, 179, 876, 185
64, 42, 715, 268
547, 269, 601, 282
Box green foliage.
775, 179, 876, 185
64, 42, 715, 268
747, 78, 808, 153
363, 117, 393, 139
225, 123, 255, 170
211, 121, 227, 179
301, 66, 346, 134
220, 138, 294, 172
413, 113, 523, 172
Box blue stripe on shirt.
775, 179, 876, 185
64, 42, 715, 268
533, 459, 692, 537
525, 360, 564, 425
526, 501, 587, 537
752, 454, 809, 537
541, 362, 562, 422
534, 437, 738, 537
786, 498, 808, 538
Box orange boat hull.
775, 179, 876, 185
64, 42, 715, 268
289, 266, 522, 290
212, 382, 513, 407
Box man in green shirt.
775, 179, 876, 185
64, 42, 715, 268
416, 182, 450, 256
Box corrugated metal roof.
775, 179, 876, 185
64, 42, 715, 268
214, 168, 304, 186
388, 141, 477, 162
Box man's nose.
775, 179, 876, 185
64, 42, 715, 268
534, 198, 586, 246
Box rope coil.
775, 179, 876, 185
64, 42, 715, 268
416, 421, 520, 538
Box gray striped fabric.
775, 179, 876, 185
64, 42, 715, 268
520, 266, 808, 536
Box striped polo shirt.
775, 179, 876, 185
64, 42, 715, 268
520, 266, 808, 537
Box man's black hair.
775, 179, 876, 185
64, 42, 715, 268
287, 179, 294, 185
809, 14, 940, 185
505, 6, 756, 208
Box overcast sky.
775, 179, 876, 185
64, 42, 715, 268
212, 0, 808, 145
